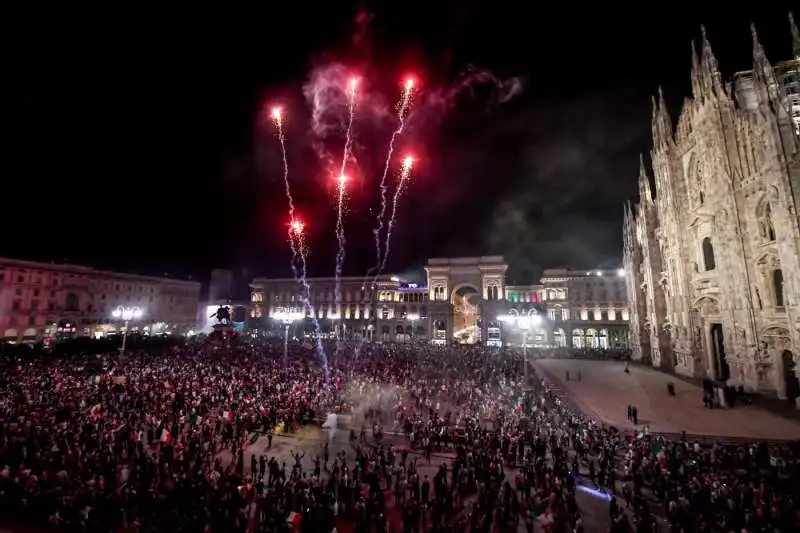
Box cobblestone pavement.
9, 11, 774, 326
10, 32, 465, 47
533, 358, 800, 440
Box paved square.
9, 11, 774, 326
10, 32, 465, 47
533, 359, 800, 440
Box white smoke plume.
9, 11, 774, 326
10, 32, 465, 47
409, 66, 526, 129
302, 62, 390, 172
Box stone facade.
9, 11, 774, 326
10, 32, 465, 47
0, 257, 200, 342
251, 258, 630, 346
623, 20, 800, 402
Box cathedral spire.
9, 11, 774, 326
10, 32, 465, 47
638, 154, 653, 204
790, 12, 800, 59
623, 201, 631, 227
751, 23, 778, 102
651, 87, 672, 148
699, 25, 723, 96
690, 39, 702, 98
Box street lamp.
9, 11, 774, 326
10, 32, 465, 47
273, 310, 304, 370
498, 314, 542, 383
406, 313, 420, 343
111, 306, 143, 356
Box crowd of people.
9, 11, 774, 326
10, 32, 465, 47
1, 338, 798, 532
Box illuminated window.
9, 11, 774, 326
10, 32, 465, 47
580, 309, 588, 320
621, 308, 630, 321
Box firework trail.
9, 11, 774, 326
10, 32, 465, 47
271, 108, 329, 381
291, 222, 329, 382
271, 107, 301, 276
370, 78, 415, 285
380, 156, 415, 274
334, 78, 358, 342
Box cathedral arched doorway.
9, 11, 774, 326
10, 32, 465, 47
451, 284, 481, 344
782, 350, 800, 402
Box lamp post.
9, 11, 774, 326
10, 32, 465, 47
499, 314, 541, 384
111, 306, 143, 356
273, 310, 304, 371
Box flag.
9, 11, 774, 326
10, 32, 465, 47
537, 510, 554, 531
223, 410, 233, 422
532, 500, 553, 530
160, 429, 172, 445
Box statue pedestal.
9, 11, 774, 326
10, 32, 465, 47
207, 323, 237, 345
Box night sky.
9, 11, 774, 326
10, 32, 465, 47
5, 3, 797, 286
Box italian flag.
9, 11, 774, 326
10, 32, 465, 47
160, 429, 173, 445
533, 500, 553, 531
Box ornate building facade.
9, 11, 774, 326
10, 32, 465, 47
623, 19, 800, 401
0, 257, 200, 342
251, 257, 630, 347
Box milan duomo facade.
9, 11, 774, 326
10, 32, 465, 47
623, 17, 800, 402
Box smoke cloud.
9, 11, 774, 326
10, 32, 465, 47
302, 62, 390, 174
408, 65, 526, 131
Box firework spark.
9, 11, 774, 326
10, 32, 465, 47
289, 219, 329, 381
371, 78, 416, 284
270, 107, 328, 380
270, 106, 302, 280
380, 156, 415, 274
334, 77, 358, 341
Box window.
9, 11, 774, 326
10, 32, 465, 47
65, 292, 79, 311
702, 237, 716, 271
773, 269, 785, 307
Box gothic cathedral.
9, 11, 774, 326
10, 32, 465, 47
623, 16, 800, 403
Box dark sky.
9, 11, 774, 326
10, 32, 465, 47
5, 2, 797, 286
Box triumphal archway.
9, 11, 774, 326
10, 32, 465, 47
425, 256, 508, 343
